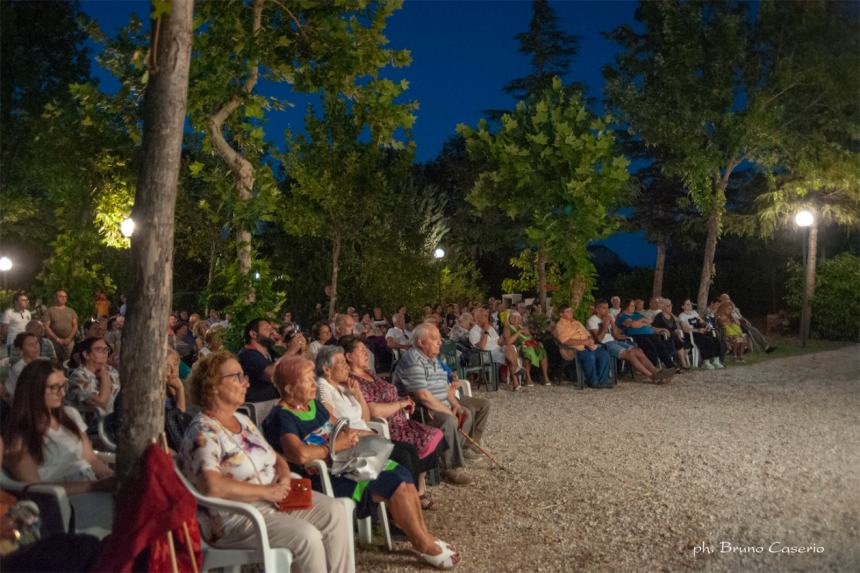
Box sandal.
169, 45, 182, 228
414, 540, 461, 569
420, 494, 440, 511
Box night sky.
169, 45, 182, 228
80, 0, 655, 266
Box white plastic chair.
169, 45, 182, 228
0, 469, 74, 536
172, 460, 294, 573
306, 458, 393, 552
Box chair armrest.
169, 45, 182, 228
172, 459, 274, 556
367, 418, 390, 439
97, 416, 117, 452
0, 471, 73, 535
458, 379, 473, 398
305, 459, 334, 496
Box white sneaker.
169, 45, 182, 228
713, 358, 725, 369
703, 360, 715, 370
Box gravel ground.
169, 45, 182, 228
356, 345, 860, 573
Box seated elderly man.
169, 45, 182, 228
554, 306, 612, 388
468, 307, 521, 388
397, 323, 492, 486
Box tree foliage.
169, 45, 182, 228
785, 253, 860, 341
459, 77, 629, 311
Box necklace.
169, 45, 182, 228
205, 412, 264, 486
281, 400, 308, 412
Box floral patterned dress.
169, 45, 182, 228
348, 370, 443, 459
179, 412, 276, 542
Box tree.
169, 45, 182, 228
281, 84, 415, 318
605, 0, 858, 312
503, 0, 582, 100
459, 77, 629, 313
117, 0, 194, 484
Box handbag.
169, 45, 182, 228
329, 418, 394, 482
277, 478, 313, 512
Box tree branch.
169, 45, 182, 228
269, 0, 305, 35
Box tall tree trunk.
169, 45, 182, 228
329, 231, 341, 319
537, 246, 547, 313
207, 0, 263, 294
652, 238, 666, 299
696, 211, 720, 312
800, 222, 818, 347
117, 0, 194, 487
570, 275, 587, 312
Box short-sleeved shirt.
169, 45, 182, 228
555, 318, 596, 351
616, 312, 655, 336
43, 306, 78, 339
385, 327, 411, 346
237, 346, 277, 402
395, 348, 450, 407
1, 308, 31, 346
68, 365, 121, 415
586, 315, 614, 343
316, 377, 370, 431
679, 311, 706, 332
180, 412, 277, 542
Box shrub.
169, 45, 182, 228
785, 252, 860, 341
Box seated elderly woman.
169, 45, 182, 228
178, 351, 352, 573
502, 311, 550, 386
262, 356, 460, 569
651, 299, 691, 372
68, 336, 121, 415
615, 300, 676, 370
308, 321, 334, 358
678, 299, 724, 369
338, 337, 446, 510
3, 361, 115, 532
717, 300, 748, 362
447, 312, 473, 344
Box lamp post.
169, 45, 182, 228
795, 209, 816, 347
0, 256, 11, 290
433, 247, 445, 304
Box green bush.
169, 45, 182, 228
785, 252, 860, 341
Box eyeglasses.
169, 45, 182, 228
91, 346, 112, 355
46, 383, 68, 394
221, 372, 248, 383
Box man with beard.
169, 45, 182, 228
237, 318, 279, 402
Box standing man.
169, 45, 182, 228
237, 318, 278, 402
1, 291, 31, 357
42, 290, 78, 365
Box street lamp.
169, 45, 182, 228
433, 247, 445, 303
0, 256, 11, 290
795, 209, 817, 347
120, 217, 136, 238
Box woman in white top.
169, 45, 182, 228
3, 360, 114, 493
678, 299, 724, 369
314, 346, 371, 432
308, 321, 334, 358
68, 336, 121, 415
4, 332, 43, 400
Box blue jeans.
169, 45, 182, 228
579, 347, 610, 386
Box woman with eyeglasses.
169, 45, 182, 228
3, 360, 115, 494
178, 351, 352, 573
68, 337, 121, 415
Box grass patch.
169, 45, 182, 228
732, 335, 852, 367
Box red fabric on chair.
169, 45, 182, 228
91, 444, 201, 573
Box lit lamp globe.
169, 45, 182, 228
0, 256, 12, 272
795, 210, 814, 228
120, 217, 136, 238
433, 247, 446, 259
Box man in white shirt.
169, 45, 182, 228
608, 296, 622, 318
588, 300, 664, 382
2, 291, 32, 355
469, 308, 520, 385
385, 313, 412, 351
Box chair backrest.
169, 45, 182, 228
252, 399, 279, 426
237, 402, 257, 424
0, 468, 72, 537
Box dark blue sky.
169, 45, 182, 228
81, 0, 655, 266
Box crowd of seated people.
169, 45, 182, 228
1, 287, 775, 570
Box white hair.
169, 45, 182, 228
411, 322, 437, 344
